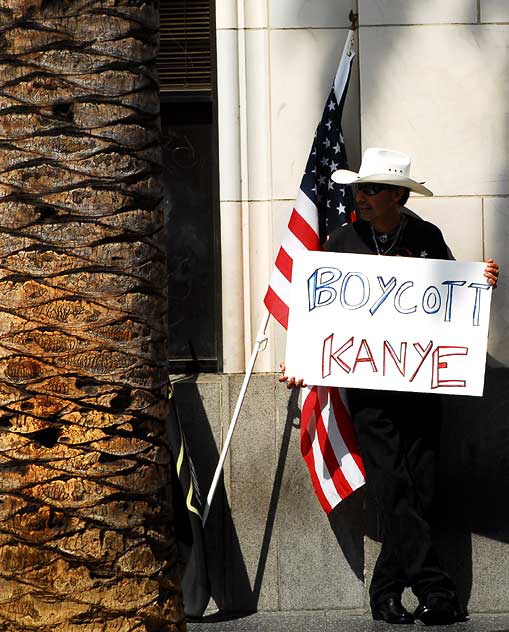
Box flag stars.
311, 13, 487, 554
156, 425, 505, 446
330, 160, 339, 171
321, 157, 329, 167
328, 100, 336, 111
323, 138, 331, 149
318, 175, 326, 185
337, 202, 345, 214
333, 142, 341, 154
326, 119, 332, 130
326, 200, 331, 208
328, 180, 334, 191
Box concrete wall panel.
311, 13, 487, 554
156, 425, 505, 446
217, 29, 241, 202
220, 201, 246, 373
405, 196, 483, 262
275, 387, 365, 610
244, 0, 268, 28
469, 536, 509, 611
360, 25, 509, 197
245, 30, 272, 201
270, 28, 361, 201
358, 0, 477, 25
481, 0, 509, 23
270, 0, 354, 29
228, 374, 279, 610
216, 0, 237, 29
483, 197, 509, 366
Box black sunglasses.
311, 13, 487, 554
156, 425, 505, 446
352, 182, 396, 196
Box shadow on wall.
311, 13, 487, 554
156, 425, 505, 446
326, 365, 509, 612
170, 4, 509, 618
172, 377, 254, 613
435, 364, 509, 609
172, 379, 304, 613
357, 4, 509, 613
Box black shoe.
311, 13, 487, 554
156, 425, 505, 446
414, 593, 464, 626
371, 596, 415, 624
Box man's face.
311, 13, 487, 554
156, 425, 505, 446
354, 184, 405, 223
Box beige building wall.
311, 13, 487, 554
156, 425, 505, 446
215, 0, 359, 373
176, 2, 509, 614
358, 1, 509, 367
216, 0, 509, 373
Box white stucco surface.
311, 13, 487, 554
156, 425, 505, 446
481, 0, 509, 22
358, 0, 477, 25
270, 28, 360, 200
359, 25, 509, 197
270, 0, 354, 28
216, 1, 509, 370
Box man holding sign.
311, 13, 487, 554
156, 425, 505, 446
281, 148, 499, 625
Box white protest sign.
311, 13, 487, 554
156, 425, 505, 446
285, 252, 493, 396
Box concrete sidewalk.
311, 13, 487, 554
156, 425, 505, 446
187, 612, 509, 632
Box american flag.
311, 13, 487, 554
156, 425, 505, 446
264, 30, 366, 513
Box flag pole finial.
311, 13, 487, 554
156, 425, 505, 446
348, 11, 358, 31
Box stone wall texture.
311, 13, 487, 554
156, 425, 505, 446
175, 371, 509, 613
216, 0, 509, 371
200, 0, 509, 616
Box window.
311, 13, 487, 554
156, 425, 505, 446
158, 0, 221, 372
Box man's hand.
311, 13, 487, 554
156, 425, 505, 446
278, 363, 307, 389
484, 258, 499, 288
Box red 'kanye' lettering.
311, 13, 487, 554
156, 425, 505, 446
322, 334, 468, 389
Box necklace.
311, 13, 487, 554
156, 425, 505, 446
370, 216, 406, 256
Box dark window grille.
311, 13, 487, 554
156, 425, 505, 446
158, 0, 212, 94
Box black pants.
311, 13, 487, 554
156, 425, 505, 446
347, 388, 456, 606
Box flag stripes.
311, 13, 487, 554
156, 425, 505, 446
300, 389, 337, 513
264, 29, 366, 513
275, 247, 293, 282
264, 285, 289, 329
288, 208, 320, 251
329, 388, 366, 479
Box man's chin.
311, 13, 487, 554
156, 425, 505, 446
358, 209, 373, 221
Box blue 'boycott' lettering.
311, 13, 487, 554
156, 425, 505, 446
307, 267, 491, 326
308, 267, 341, 311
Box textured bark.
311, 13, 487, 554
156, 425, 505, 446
0, 1, 185, 630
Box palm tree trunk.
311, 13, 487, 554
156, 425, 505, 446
0, 1, 185, 630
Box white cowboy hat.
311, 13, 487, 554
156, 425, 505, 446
331, 147, 433, 197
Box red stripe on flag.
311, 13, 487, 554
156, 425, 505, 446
301, 388, 332, 513
275, 247, 293, 282
264, 286, 289, 330
314, 394, 354, 501
288, 209, 320, 250
330, 389, 366, 478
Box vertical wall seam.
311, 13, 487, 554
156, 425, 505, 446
481, 197, 485, 260
237, 0, 252, 369
266, 0, 280, 605
266, 1, 276, 375
356, 23, 363, 153
216, 17, 246, 372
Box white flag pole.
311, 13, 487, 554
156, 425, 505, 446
202, 309, 271, 526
